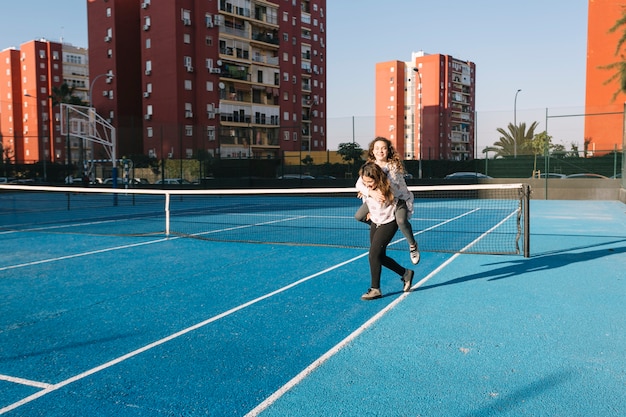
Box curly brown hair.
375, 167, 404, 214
358, 162, 394, 204
366, 137, 406, 174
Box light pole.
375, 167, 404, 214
514, 89, 521, 158
413, 67, 423, 179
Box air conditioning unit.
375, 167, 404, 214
144, 114, 152, 120
145, 69, 151, 75
143, 24, 150, 31
141, 2, 149, 8
210, 68, 221, 74
143, 92, 150, 98
182, 18, 191, 26
148, 149, 156, 158
208, 112, 215, 119
185, 111, 193, 118
186, 66, 194, 73
102, 91, 108, 96
104, 36, 112, 42
167, 152, 173, 158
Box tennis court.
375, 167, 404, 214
0, 184, 624, 416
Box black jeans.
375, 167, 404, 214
369, 221, 406, 289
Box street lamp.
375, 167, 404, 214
413, 67, 423, 179
89, 72, 114, 105
514, 89, 521, 158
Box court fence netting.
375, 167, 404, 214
0, 183, 531, 257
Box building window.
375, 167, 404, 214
185, 125, 193, 136
207, 127, 215, 141
184, 33, 191, 44
147, 127, 153, 137
184, 80, 192, 90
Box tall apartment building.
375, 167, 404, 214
375, 51, 476, 163
585, 0, 625, 153
87, 0, 327, 162
0, 39, 88, 169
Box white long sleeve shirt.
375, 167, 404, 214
355, 163, 414, 215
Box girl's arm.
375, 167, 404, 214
356, 176, 385, 203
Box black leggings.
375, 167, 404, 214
356, 200, 417, 247
369, 221, 406, 289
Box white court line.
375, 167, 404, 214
0, 216, 306, 272
0, 253, 369, 415
0, 209, 490, 414
244, 211, 510, 417
0, 375, 52, 389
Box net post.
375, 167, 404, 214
522, 184, 531, 257
165, 192, 171, 236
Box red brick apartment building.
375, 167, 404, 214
0, 41, 63, 166
0, 39, 89, 169
375, 51, 476, 163
585, 0, 626, 153
87, 0, 327, 161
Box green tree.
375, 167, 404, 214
301, 154, 314, 166
493, 122, 540, 157
50, 83, 85, 106
600, 8, 626, 100
337, 142, 364, 168
529, 131, 553, 174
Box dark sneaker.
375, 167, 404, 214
402, 269, 414, 292
410, 246, 420, 265
361, 287, 382, 300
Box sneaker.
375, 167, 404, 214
361, 288, 382, 300
402, 269, 414, 292
409, 246, 420, 265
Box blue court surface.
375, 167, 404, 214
1, 198, 625, 416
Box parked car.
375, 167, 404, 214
610, 173, 622, 179
278, 174, 315, 180
155, 178, 192, 185
530, 173, 567, 179
565, 173, 609, 179
444, 172, 492, 179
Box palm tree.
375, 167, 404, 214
493, 121, 540, 157
50, 83, 85, 106
601, 8, 626, 100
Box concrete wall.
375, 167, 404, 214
524, 178, 622, 201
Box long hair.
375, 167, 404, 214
359, 162, 394, 204
367, 136, 406, 174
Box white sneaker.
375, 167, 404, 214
410, 246, 420, 265
361, 288, 382, 300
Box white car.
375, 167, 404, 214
155, 178, 192, 185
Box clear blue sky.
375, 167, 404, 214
0, 0, 589, 151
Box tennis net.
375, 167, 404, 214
0, 183, 530, 256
